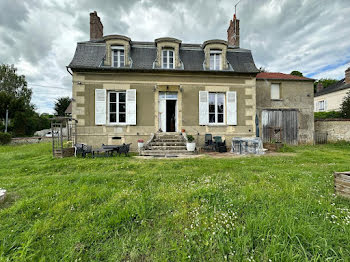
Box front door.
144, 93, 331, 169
158, 92, 178, 132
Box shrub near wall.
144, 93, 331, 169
314, 111, 343, 119
0, 132, 11, 145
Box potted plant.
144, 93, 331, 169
181, 128, 186, 133
186, 135, 196, 152
137, 139, 144, 149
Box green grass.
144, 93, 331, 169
0, 143, 350, 261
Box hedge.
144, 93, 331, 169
0, 132, 12, 145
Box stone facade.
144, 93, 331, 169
72, 71, 256, 151
315, 120, 350, 142
256, 79, 314, 144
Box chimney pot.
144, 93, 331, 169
227, 14, 240, 47
317, 82, 324, 93
90, 11, 103, 40
345, 67, 350, 84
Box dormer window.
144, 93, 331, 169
111, 46, 125, 67
210, 50, 222, 70
162, 49, 174, 69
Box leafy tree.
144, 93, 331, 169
290, 71, 303, 77
314, 78, 339, 93
0, 64, 32, 120
340, 91, 350, 119
258, 67, 268, 73
54, 96, 71, 116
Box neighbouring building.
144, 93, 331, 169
256, 73, 314, 144
314, 68, 350, 112
68, 11, 315, 150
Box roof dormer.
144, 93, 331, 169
154, 37, 183, 69
202, 40, 229, 71
103, 35, 131, 67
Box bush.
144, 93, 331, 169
0, 132, 11, 145
314, 111, 343, 119
186, 135, 195, 143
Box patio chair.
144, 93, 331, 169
213, 136, 227, 153
74, 143, 92, 158
203, 133, 215, 151
118, 143, 132, 156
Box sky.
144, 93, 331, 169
0, 0, 349, 114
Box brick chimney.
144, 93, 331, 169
345, 67, 350, 84
90, 11, 103, 40
227, 14, 240, 47
316, 82, 324, 92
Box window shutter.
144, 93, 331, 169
227, 91, 237, 125
325, 100, 328, 111
126, 89, 136, 125
199, 91, 209, 125
95, 89, 106, 125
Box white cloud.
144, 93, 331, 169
0, 0, 350, 113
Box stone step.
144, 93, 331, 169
148, 146, 187, 150
149, 142, 186, 146
140, 150, 194, 156
153, 139, 185, 143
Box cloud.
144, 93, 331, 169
0, 0, 349, 113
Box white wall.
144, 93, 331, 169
314, 88, 350, 112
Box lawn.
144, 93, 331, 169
0, 143, 350, 261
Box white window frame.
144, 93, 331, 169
108, 91, 127, 125
208, 92, 225, 125
111, 46, 125, 68
210, 50, 222, 70
318, 100, 325, 111
271, 83, 281, 100
161, 49, 175, 69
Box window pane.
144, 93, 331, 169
119, 92, 126, 102
209, 114, 215, 123
110, 103, 116, 113
119, 113, 126, 123
119, 103, 126, 113
110, 113, 116, 123
110, 93, 116, 102
217, 94, 224, 113
209, 104, 215, 113
169, 63, 174, 69
210, 55, 214, 70
169, 51, 174, 57
218, 114, 224, 123
215, 55, 220, 69
271, 84, 280, 99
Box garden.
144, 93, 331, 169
0, 142, 350, 261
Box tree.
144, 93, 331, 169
0, 64, 32, 120
314, 78, 339, 93
290, 71, 303, 77
340, 91, 350, 119
258, 66, 268, 73
54, 96, 72, 116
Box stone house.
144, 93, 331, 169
314, 68, 350, 112
68, 12, 314, 151
256, 73, 314, 144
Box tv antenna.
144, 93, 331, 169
234, 0, 241, 16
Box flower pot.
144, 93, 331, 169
138, 142, 144, 149
181, 129, 186, 133
186, 142, 196, 152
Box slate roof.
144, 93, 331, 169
314, 78, 350, 97
256, 72, 314, 81
68, 40, 259, 74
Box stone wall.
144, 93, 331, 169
256, 79, 314, 144
315, 119, 350, 142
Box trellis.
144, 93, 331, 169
51, 117, 78, 158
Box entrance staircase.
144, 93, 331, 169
140, 133, 194, 157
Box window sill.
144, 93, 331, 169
106, 123, 129, 126
207, 123, 227, 126
271, 99, 283, 101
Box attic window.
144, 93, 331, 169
112, 46, 125, 68
162, 49, 174, 69
210, 50, 222, 70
